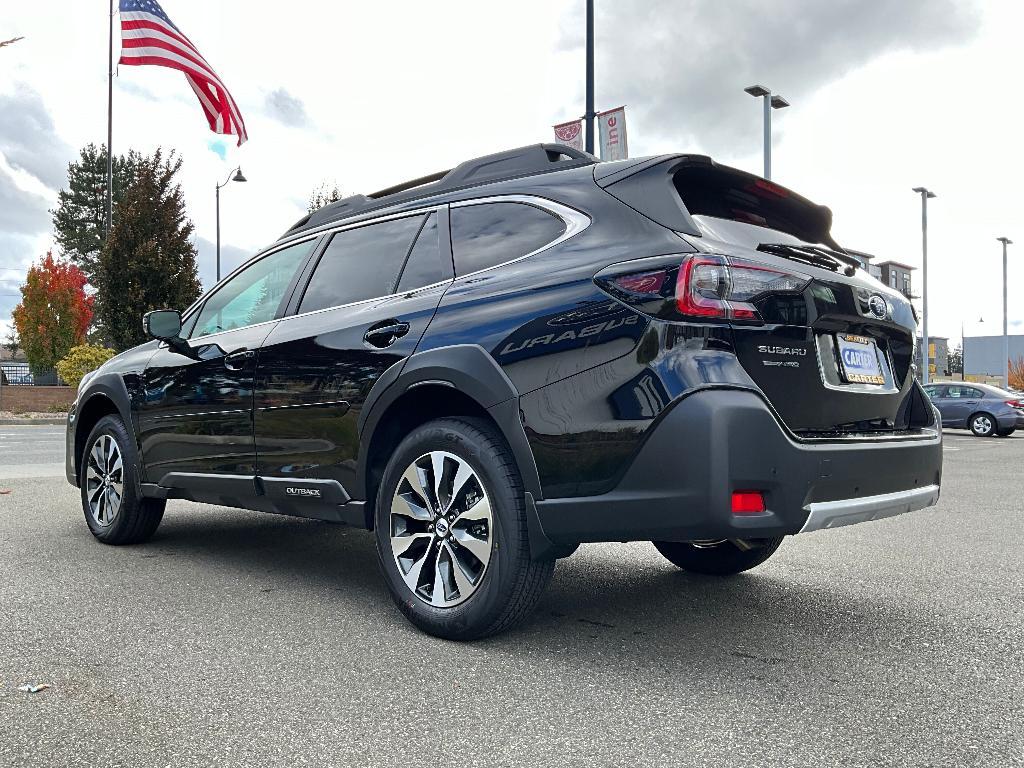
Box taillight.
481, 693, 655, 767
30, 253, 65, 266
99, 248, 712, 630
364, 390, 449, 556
598, 253, 809, 325
1006, 400, 1022, 409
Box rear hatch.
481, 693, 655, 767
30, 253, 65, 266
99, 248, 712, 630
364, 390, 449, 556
596, 156, 933, 436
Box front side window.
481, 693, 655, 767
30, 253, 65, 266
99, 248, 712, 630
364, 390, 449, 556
299, 215, 425, 313
923, 385, 943, 398
190, 239, 315, 338
450, 202, 566, 276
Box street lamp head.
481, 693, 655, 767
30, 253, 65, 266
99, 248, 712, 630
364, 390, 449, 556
744, 84, 770, 98
997, 236, 1012, 246
912, 186, 936, 199
770, 94, 790, 109
232, 168, 247, 183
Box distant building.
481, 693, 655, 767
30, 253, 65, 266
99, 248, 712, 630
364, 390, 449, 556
964, 334, 1024, 379
917, 336, 949, 379
876, 261, 916, 300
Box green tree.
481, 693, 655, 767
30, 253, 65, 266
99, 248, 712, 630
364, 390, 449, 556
12, 252, 93, 374
93, 149, 202, 351
51, 143, 141, 283
948, 344, 963, 375
308, 182, 343, 213
3, 328, 19, 358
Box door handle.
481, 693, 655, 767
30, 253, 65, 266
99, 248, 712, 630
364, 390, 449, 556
965, 400, 978, 405
364, 320, 410, 348
224, 349, 256, 370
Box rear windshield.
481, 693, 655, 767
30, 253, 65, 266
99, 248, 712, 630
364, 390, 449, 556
674, 165, 836, 247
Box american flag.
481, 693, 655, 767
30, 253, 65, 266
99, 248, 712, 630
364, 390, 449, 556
118, 0, 248, 146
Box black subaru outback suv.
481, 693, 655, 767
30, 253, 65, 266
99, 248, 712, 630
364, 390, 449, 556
66, 144, 942, 639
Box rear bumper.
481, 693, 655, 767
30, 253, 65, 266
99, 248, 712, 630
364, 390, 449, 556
533, 387, 943, 545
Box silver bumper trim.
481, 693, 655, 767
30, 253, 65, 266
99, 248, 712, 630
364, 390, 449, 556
799, 484, 940, 534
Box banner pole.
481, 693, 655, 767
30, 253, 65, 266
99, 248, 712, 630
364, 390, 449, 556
105, 0, 114, 238
584, 0, 595, 155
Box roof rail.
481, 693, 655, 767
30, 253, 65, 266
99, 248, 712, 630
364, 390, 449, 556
285, 143, 597, 237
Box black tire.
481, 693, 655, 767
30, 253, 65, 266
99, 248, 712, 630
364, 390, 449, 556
969, 412, 997, 437
652, 538, 784, 575
996, 427, 1016, 437
374, 417, 555, 641
80, 415, 165, 545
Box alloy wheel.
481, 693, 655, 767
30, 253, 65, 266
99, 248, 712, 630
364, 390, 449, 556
973, 415, 994, 436
85, 434, 124, 527
389, 451, 493, 608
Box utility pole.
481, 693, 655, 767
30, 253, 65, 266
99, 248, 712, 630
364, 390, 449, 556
584, 0, 595, 155
998, 237, 1013, 388
912, 187, 936, 384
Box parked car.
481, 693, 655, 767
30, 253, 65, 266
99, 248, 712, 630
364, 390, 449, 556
922, 382, 1024, 436
65, 144, 943, 639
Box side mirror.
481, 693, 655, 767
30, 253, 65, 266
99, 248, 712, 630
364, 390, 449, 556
143, 309, 182, 341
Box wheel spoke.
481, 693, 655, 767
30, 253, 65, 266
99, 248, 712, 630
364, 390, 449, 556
391, 532, 432, 560
451, 528, 490, 564
430, 452, 447, 512
431, 550, 448, 605
454, 494, 491, 526
398, 539, 433, 593
391, 487, 432, 522
445, 542, 476, 599
448, 460, 475, 512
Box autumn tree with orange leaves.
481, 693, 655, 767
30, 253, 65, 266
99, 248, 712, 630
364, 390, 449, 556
12, 251, 93, 374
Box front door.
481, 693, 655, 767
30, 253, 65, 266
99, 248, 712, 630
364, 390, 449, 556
253, 209, 451, 505
137, 238, 318, 485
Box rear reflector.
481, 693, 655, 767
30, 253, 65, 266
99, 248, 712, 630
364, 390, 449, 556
732, 491, 766, 514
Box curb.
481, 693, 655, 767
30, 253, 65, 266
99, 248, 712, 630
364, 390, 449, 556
0, 418, 67, 426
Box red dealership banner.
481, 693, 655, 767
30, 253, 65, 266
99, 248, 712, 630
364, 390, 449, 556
598, 106, 627, 161
553, 119, 584, 151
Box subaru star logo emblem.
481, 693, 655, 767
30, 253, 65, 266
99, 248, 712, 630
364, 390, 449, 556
867, 294, 888, 320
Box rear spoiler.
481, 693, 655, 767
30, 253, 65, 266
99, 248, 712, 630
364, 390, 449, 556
596, 154, 842, 250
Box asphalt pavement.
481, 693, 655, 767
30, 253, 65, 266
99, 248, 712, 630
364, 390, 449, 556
1, 426, 1021, 767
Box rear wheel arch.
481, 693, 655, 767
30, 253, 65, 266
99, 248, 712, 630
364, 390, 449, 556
357, 345, 542, 529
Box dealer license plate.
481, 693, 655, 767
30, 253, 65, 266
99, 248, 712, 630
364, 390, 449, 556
836, 334, 884, 385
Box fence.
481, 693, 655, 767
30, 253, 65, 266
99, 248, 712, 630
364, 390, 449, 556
0, 363, 72, 414
0, 362, 65, 387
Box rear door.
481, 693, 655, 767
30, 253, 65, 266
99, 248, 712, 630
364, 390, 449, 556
253, 207, 452, 509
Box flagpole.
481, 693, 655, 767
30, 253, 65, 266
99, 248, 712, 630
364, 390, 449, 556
105, 0, 114, 237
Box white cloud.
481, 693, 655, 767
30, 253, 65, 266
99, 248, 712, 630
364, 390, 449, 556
0, 0, 1021, 346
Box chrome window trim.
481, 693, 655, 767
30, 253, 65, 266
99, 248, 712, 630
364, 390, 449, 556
183, 195, 588, 341
449, 194, 591, 280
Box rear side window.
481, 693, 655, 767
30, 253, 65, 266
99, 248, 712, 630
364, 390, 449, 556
396, 213, 444, 293
299, 215, 425, 313
450, 202, 565, 276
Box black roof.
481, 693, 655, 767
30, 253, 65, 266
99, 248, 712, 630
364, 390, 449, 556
286, 143, 598, 237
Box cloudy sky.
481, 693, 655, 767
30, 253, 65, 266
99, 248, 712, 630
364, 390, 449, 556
1, 0, 1021, 345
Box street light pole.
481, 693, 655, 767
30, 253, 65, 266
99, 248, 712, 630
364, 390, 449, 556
215, 167, 247, 283
744, 85, 789, 179
584, 0, 595, 155
912, 187, 936, 384
998, 237, 1013, 388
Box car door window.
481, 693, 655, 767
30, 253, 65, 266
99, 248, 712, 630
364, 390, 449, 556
299, 215, 426, 313
396, 213, 444, 293
190, 240, 315, 338
966, 387, 984, 399
947, 386, 976, 399
450, 202, 566, 276
923, 385, 944, 399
